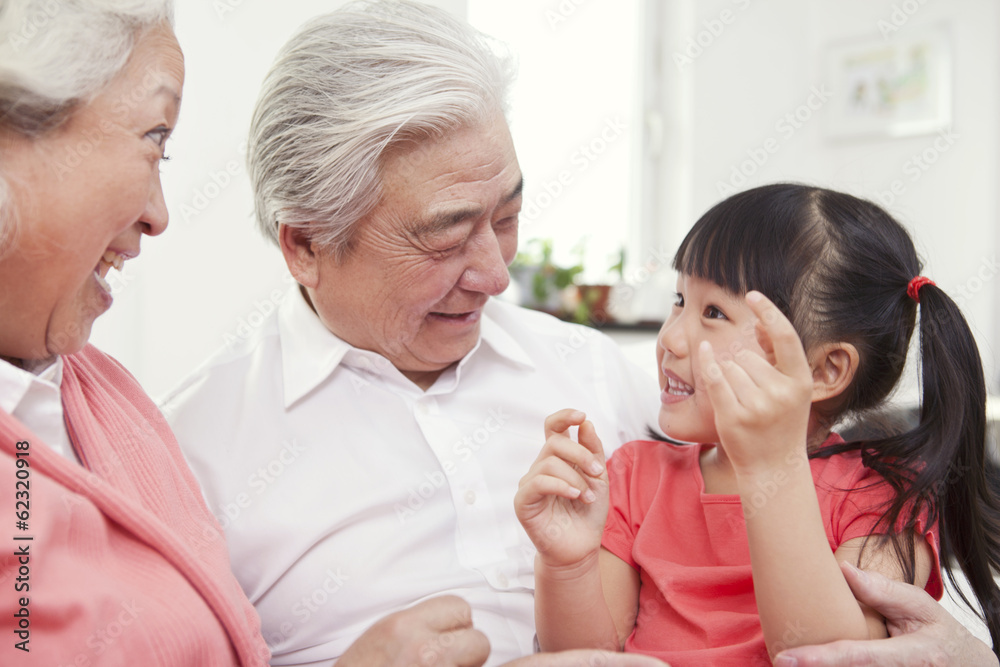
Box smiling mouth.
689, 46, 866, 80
666, 375, 695, 396
429, 309, 481, 324
93, 251, 126, 294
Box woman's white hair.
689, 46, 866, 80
248, 0, 516, 258
0, 0, 174, 254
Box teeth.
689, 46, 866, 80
94, 270, 112, 294
666, 376, 694, 395
102, 250, 125, 271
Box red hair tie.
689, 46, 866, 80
907, 276, 935, 303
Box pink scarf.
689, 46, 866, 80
0, 345, 269, 665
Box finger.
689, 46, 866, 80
745, 291, 810, 377
698, 340, 740, 416
730, 347, 783, 386
529, 456, 598, 501
518, 468, 602, 509
715, 353, 762, 405
537, 432, 605, 479
437, 627, 491, 667
544, 409, 587, 440
576, 421, 606, 471
407, 595, 475, 632
838, 561, 941, 624
774, 639, 907, 667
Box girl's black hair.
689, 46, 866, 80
672, 183, 1000, 654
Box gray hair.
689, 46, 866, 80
248, 0, 515, 258
0, 0, 174, 254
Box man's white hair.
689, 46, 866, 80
0, 0, 174, 254
248, 0, 516, 259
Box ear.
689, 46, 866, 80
279, 223, 319, 289
808, 342, 859, 404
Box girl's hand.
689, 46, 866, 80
697, 291, 813, 476
514, 409, 609, 569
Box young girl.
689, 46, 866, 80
514, 183, 1000, 665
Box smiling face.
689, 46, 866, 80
0, 23, 184, 362
656, 273, 770, 444
298, 115, 523, 388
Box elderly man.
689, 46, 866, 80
163, 2, 660, 665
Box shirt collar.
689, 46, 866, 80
276, 288, 536, 406
277, 285, 352, 408
0, 356, 63, 415
478, 301, 536, 371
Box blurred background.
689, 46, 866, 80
92, 0, 999, 415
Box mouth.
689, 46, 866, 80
428, 309, 481, 325
93, 250, 130, 295
663, 371, 695, 397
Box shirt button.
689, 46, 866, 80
464, 490, 476, 505
496, 571, 509, 588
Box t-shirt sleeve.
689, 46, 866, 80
830, 465, 943, 600
602, 443, 639, 569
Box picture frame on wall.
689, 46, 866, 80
825, 24, 952, 140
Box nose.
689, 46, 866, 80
459, 225, 511, 296
140, 170, 169, 237
657, 313, 689, 360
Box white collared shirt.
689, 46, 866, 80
162, 286, 659, 666
0, 356, 79, 464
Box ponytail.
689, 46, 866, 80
824, 284, 1000, 654
917, 286, 1000, 651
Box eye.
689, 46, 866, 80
146, 126, 173, 160
672, 292, 684, 308
494, 215, 519, 231
704, 305, 728, 320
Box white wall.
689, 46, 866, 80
658, 0, 1000, 394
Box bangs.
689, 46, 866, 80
671, 184, 823, 318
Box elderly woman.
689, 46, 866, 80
0, 1, 268, 663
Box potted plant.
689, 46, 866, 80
508, 238, 584, 317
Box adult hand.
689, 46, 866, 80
773, 562, 998, 667
337, 595, 491, 667
503, 650, 669, 666
513, 409, 609, 568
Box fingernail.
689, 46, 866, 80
589, 460, 604, 475
842, 560, 868, 582
583, 489, 597, 503
746, 291, 763, 303
568, 487, 582, 499
570, 410, 585, 421
773, 657, 796, 667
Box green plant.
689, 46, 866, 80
509, 238, 583, 308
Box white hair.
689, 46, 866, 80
248, 0, 516, 258
0, 0, 174, 254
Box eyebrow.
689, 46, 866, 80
414, 177, 524, 238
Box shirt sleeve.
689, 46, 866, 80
602, 443, 640, 569
830, 464, 943, 600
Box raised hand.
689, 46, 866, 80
514, 409, 609, 568
696, 290, 813, 475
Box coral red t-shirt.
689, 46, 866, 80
601, 436, 942, 667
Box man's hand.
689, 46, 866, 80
503, 650, 668, 666
337, 595, 490, 667
773, 562, 997, 667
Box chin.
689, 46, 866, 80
45, 320, 96, 358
